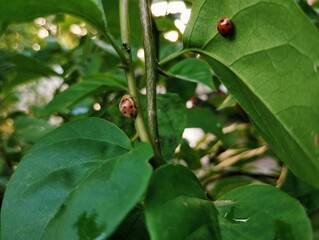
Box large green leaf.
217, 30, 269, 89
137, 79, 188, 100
0, 0, 108, 33
41, 73, 127, 116
184, 0, 319, 187
1, 118, 153, 240
216, 184, 313, 239
145, 164, 220, 240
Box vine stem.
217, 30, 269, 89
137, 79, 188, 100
119, 0, 150, 143
138, 0, 162, 158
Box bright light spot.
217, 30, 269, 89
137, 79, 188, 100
182, 128, 205, 147
174, 19, 186, 33
164, 30, 179, 42
186, 100, 193, 108
219, 84, 228, 93
93, 103, 101, 111
47, 23, 57, 35
53, 65, 64, 74
167, 1, 186, 14
81, 28, 88, 36
70, 24, 82, 35
151, 2, 168, 17
34, 17, 46, 26
32, 43, 41, 51
38, 28, 49, 38
137, 48, 145, 61
180, 9, 191, 24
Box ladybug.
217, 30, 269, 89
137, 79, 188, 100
217, 17, 234, 38
119, 94, 137, 118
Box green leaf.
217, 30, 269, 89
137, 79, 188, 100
166, 78, 196, 102
279, 168, 319, 214
1, 118, 153, 239
216, 184, 313, 240
0, 0, 108, 34
41, 73, 127, 116
109, 204, 150, 240
209, 176, 256, 200
14, 116, 57, 143
174, 139, 202, 169
187, 107, 223, 138
102, 0, 142, 47
157, 94, 187, 160
145, 164, 220, 240
4, 54, 59, 93
167, 58, 215, 89
184, 0, 319, 187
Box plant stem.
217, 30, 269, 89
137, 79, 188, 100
138, 0, 162, 158
104, 31, 127, 63
119, 0, 150, 143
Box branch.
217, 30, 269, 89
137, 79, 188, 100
138, 0, 162, 158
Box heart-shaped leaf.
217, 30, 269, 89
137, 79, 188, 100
184, 0, 319, 187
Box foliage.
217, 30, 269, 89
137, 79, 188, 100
0, 0, 319, 239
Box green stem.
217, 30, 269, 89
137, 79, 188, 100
158, 48, 191, 67
104, 31, 127, 63
138, 0, 162, 158
119, 0, 150, 143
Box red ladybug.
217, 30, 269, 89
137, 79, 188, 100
217, 17, 234, 38
119, 94, 137, 118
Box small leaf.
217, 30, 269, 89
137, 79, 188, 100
41, 73, 127, 116
145, 164, 220, 240
1, 118, 153, 239
157, 94, 187, 160
174, 139, 202, 169
0, 0, 108, 34
216, 185, 312, 240
167, 58, 215, 89
187, 107, 223, 138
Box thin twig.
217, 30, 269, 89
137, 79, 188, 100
138, 0, 162, 158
